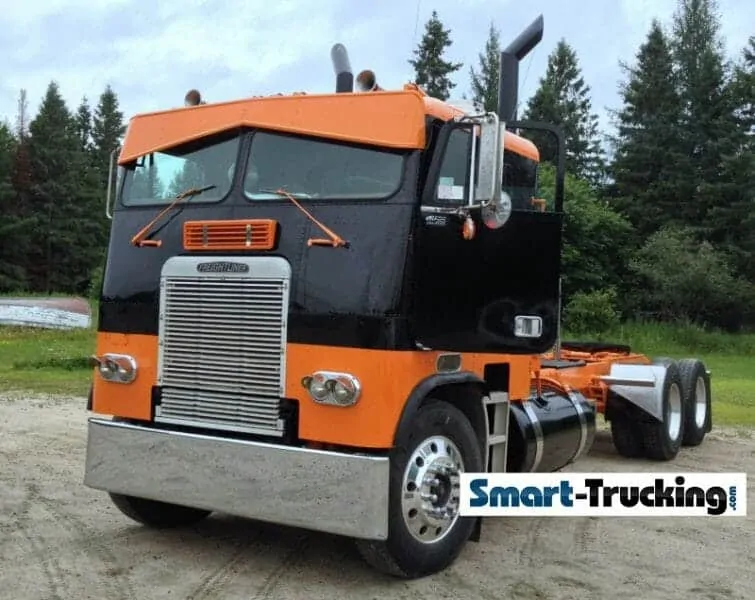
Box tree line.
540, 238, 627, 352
0, 86, 124, 296
0, 0, 752, 332
411, 0, 754, 332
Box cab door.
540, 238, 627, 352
409, 121, 564, 354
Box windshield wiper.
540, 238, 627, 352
260, 188, 349, 249
130, 185, 216, 248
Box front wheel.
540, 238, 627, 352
356, 400, 483, 579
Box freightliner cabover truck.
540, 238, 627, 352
84, 14, 713, 579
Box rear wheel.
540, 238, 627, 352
639, 361, 685, 461
355, 400, 482, 579
610, 417, 644, 458
109, 493, 211, 528
678, 358, 711, 446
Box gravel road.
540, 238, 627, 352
1, 393, 753, 599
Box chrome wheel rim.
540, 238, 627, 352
694, 376, 708, 429
667, 382, 683, 441
401, 435, 464, 544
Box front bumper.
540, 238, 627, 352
83, 418, 390, 540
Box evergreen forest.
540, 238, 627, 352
1, 0, 752, 333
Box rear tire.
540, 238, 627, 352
639, 361, 685, 461
109, 493, 211, 528
610, 417, 644, 458
678, 358, 711, 446
355, 400, 482, 579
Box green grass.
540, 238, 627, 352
564, 321, 755, 427
0, 325, 96, 395
0, 312, 752, 427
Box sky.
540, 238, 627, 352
1, 0, 753, 146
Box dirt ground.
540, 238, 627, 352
1, 394, 753, 600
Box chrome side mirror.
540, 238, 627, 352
475, 114, 510, 229
475, 114, 502, 205
105, 146, 121, 220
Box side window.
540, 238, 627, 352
435, 128, 472, 205
502, 150, 540, 211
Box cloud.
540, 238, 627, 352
1, 0, 753, 143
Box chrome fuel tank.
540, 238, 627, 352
506, 388, 596, 472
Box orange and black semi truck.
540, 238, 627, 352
84, 14, 713, 579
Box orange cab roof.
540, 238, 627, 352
422, 94, 540, 162
118, 87, 540, 165
118, 90, 428, 164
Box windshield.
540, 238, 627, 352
243, 131, 405, 200
120, 133, 240, 206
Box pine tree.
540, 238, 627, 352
522, 39, 605, 184
92, 85, 126, 194
12, 89, 32, 208
0, 121, 27, 291
15, 89, 29, 138
5, 90, 35, 291
706, 34, 755, 279
469, 22, 501, 112
27, 81, 104, 293
75, 97, 94, 154
608, 20, 685, 238
669, 0, 738, 231
408, 11, 463, 100
731, 36, 754, 136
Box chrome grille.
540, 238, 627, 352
155, 256, 290, 437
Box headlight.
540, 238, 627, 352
301, 371, 361, 407
93, 353, 138, 384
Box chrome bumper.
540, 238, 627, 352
84, 418, 390, 540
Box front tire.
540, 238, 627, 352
109, 493, 212, 529
356, 400, 483, 579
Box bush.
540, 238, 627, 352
537, 164, 635, 300
562, 287, 621, 336
627, 225, 755, 331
